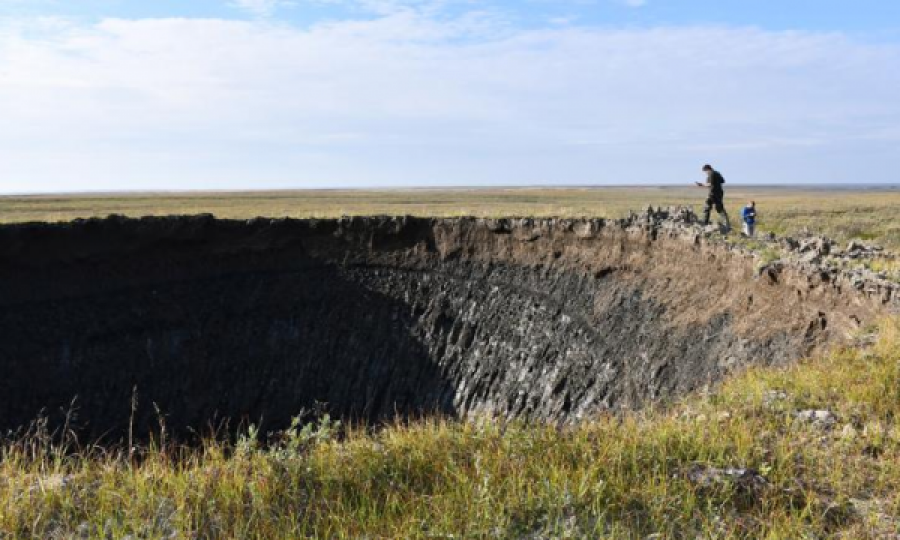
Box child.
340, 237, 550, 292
742, 201, 757, 237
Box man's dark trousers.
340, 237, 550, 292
703, 192, 727, 226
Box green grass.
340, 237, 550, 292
2, 321, 899, 538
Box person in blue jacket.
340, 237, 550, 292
742, 200, 757, 237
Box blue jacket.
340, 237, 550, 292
742, 206, 757, 224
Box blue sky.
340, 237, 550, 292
4, 1, 900, 34
1, 1, 899, 192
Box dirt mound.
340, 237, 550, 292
0, 210, 892, 438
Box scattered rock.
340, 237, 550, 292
840, 424, 858, 440
781, 237, 801, 251
844, 240, 888, 260
800, 251, 823, 264
684, 464, 770, 494
762, 389, 789, 406
796, 410, 839, 429
798, 237, 834, 257
756, 261, 785, 283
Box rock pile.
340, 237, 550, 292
618, 206, 900, 311
845, 240, 890, 260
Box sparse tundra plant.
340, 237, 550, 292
0, 319, 898, 538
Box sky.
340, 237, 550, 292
1, 1, 899, 192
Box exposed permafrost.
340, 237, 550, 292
0, 208, 895, 438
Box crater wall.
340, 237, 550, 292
0, 211, 890, 437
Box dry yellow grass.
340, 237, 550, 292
2, 186, 899, 249
2, 319, 898, 538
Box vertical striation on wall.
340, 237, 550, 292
0, 210, 892, 438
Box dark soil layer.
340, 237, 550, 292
0, 213, 886, 439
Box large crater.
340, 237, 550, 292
0, 211, 890, 438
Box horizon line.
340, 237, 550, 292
3, 182, 899, 198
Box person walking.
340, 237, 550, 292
695, 164, 731, 231
742, 200, 757, 237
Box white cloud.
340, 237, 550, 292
0, 13, 898, 192
622, 0, 647, 7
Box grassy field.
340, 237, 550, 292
3, 186, 900, 250
2, 186, 900, 538
2, 321, 898, 538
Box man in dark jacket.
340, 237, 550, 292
695, 164, 731, 231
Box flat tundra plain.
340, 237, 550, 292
2, 186, 900, 250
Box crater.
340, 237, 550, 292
0, 210, 888, 439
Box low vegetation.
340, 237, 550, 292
3, 187, 900, 250
2, 189, 898, 537
2, 319, 898, 538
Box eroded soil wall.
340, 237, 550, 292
0, 214, 885, 438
